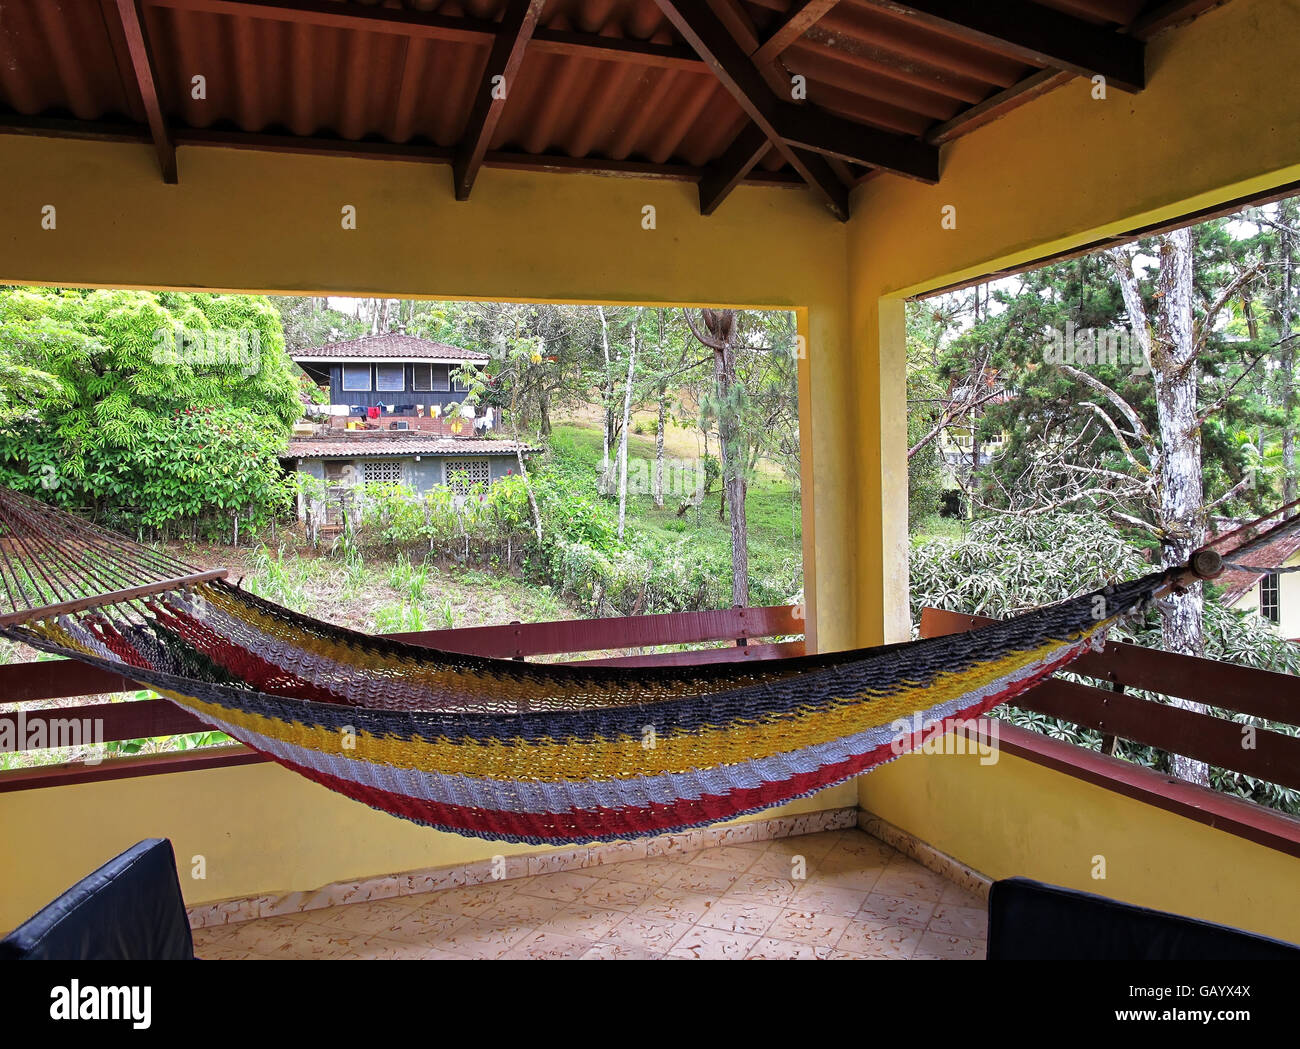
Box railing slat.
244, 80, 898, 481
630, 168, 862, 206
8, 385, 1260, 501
0, 660, 134, 702
919, 606, 1300, 725
1020, 678, 1300, 790
391, 605, 803, 657
0, 698, 211, 746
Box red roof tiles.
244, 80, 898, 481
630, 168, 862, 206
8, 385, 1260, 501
285, 434, 539, 458
291, 333, 489, 362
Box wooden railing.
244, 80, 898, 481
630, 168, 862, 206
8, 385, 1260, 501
0, 604, 804, 791
920, 606, 1300, 855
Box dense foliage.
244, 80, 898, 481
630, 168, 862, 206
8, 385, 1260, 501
0, 287, 300, 533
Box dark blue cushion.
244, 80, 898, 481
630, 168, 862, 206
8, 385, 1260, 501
0, 838, 194, 960
988, 876, 1300, 960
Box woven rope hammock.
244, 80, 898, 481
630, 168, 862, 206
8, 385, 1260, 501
0, 487, 1230, 844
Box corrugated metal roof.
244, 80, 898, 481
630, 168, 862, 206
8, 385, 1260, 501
285, 434, 540, 457
0, 1, 1223, 216
291, 333, 489, 361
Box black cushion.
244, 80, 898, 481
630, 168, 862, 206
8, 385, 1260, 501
988, 876, 1300, 960
0, 838, 194, 960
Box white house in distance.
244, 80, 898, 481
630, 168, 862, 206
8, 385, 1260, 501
1217, 530, 1300, 640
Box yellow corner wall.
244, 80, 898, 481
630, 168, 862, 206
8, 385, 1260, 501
0, 763, 853, 928
864, 750, 1300, 943
852, 0, 1300, 939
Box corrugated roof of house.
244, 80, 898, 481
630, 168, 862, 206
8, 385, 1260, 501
285, 434, 538, 459
1217, 529, 1300, 604
291, 333, 490, 362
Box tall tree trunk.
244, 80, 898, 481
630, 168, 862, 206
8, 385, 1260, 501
1280, 198, 1297, 509
1153, 229, 1209, 784
597, 306, 614, 495
701, 309, 749, 607
653, 388, 667, 508
617, 314, 639, 540
537, 386, 552, 438
516, 449, 543, 545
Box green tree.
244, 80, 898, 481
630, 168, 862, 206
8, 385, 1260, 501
0, 287, 300, 532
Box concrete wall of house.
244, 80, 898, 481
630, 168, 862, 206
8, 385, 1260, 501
848, 0, 1300, 940
1229, 550, 1300, 641
325, 363, 470, 410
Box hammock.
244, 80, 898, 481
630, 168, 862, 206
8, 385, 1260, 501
0, 488, 1226, 844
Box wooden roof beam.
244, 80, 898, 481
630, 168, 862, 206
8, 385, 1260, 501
113, 0, 176, 182
453, 0, 545, 201
752, 0, 843, 67
863, 0, 1146, 93
699, 125, 772, 215
146, 0, 704, 71
656, 1, 938, 220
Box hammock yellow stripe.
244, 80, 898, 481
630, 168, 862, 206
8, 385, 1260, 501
153, 634, 1077, 781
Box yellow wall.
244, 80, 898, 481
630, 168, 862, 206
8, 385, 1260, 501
865, 750, 1300, 943
0, 763, 853, 927
853, 0, 1300, 938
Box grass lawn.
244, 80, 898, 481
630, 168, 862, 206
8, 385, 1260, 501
546, 420, 803, 555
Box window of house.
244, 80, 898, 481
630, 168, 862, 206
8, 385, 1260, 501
1261, 572, 1280, 624
375, 364, 405, 392
324, 461, 354, 483
432, 363, 451, 392
363, 460, 404, 486
444, 459, 490, 496
412, 364, 433, 392
341, 364, 371, 391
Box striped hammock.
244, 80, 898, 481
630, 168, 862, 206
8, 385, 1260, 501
0, 488, 1217, 844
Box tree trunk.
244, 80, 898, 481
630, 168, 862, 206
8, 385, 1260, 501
515, 449, 543, 545
1151, 228, 1210, 785
1280, 198, 1297, 509
537, 386, 552, 438
597, 306, 615, 496
653, 389, 667, 508
617, 315, 639, 540
703, 309, 749, 607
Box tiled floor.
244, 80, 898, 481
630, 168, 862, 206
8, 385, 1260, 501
192, 829, 987, 960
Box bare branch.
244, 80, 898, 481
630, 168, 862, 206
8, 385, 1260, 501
1194, 262, 1264, 352
1060, 364, 1153, 447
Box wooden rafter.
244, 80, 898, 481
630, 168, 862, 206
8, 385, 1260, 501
656, 1, 937, 220
925, 68, 1074, 145
752, 0, 842, 67
863, 0, 1146, 93
1131, 0, 1231, 39
146, 0, 703, 72
453, 0, 545, 202
699, 125, 772, 215
113, 0, 176, 182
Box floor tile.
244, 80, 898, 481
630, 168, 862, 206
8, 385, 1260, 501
667, 927, 760, 960
197, 825, 988, 961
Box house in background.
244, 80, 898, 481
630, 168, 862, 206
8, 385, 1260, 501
292, 333, 492, 432
1216, 529, 1300, 640
283, 431, 540, 526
